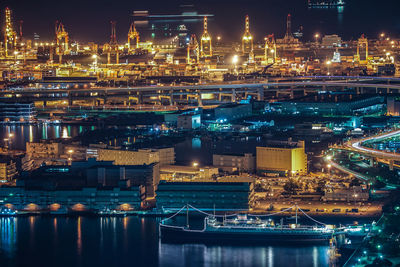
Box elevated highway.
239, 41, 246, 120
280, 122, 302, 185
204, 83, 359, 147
2, 76, 400, 106
332, 129, 400, 170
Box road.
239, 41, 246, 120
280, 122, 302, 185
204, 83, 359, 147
345, 129, 400, 161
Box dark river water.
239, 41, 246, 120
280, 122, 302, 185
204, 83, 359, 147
0, 216, 333, 267
0, 124, 264, 166
0, 125, 371, 266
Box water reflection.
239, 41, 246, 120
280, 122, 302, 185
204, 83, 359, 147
0, 125, 97, 150
0, 217, 17, 257
29, 125, 33, 142
62, 127, 70, 139
77, 217, 82, 256
158, 242, 331, 267
192, 137, 201, 149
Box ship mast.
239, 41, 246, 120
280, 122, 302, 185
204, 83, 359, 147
186, 203, 189, 228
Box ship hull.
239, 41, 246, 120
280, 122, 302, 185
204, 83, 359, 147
160, 225, 332, 245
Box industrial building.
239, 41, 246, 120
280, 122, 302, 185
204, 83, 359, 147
322, 186, 369, 202
321, 34, 342, 48
177, 113, 201, 129
387, 97, 400, 116
0, 186, 143, 212
213, 153, 255, 173
0, 102, 36, 122
96, 147, 174, 166
160, 165, 219, 181
256, 140, 307, 176
156, 181, 254, 210
270, 95, 385, 116
0, 157, 17, 182
214, 103, 252, 122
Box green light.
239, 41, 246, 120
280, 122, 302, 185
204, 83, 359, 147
9, 193, 13, 196
377, 245, 381, 249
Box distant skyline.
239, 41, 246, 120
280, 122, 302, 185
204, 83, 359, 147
1, 0, 398, 43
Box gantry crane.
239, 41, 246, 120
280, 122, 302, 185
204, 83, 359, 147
4, 7, 18, 57
187, 34, 199, 64
55, 21, 69, 64
284, 14, 293, 40
127, 22, 139, 51
200, 17, 212, 58
264, 34, 277, 63
242, 15, 254, 62
106, 21, 119, 64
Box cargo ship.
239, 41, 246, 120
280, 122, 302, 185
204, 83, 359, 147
133, 5, 213, 21
159, 205, 335, 244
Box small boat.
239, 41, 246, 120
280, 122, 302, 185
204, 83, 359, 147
97, 208, 127, 217
0, 208, 18, 217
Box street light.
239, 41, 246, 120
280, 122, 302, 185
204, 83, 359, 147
314, 33, 320, 44
232, 54, 239, 74
92, 54, 98, 71
192, 162, 199, 167
326, 60, 332, 75
67, 149, 74, 164
13, 51, 18, 64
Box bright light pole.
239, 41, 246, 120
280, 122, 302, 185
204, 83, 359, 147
13, 51, 18, 64
314, 33, 320, 44
232, 54, 239, 75
67, 149, 74, 165
92, 54, 98, 70
326, 60, 332, 75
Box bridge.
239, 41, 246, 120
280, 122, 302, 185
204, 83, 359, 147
2, 76, 400, 106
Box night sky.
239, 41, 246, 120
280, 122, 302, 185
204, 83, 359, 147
1, 0, 398, 43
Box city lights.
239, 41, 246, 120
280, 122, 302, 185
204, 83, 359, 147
0, 3, 399, 267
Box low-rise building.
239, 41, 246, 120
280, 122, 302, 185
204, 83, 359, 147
160, 165, 219, 181
97, 148, 159, 165
84, 161, 160, 198
26, 141, 64, 159
387, 97, 400, 116
214, 103, 252, 122
294, 123, 333, 140
213, 153, 255, 173
156, 181, 254, 210
95, 147, 174, 166
177, 114, 201, 129
321, 34, 342, 48
0, 158, 18, 182
0, 186, 143, 211
322, 186, 369, 202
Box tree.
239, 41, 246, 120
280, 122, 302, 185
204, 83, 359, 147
283, 179, 300, 195
316, 180, 327, 193
350, 178, 361, 187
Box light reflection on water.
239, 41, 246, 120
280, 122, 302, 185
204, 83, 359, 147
0, 217, 333, 267
158, 242, 331, 267
0, 217, 17, 257
0, 125, 95, 150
